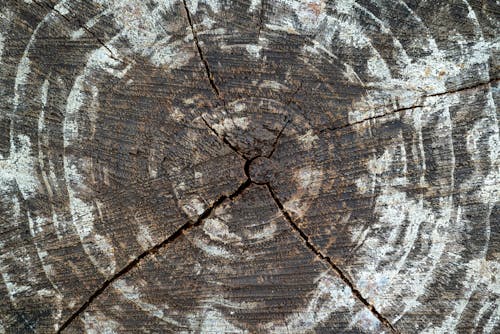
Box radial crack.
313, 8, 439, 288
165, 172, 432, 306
265, 184, 399, 334
57, 179, 251, 333
319, 76, 499, 135
32, 0, 120, 62
424, 77, 499, 98
182, 0, 222, 98
286, 82, 302, 105
257, 0, 265, 39
200, 114, 246, 159
319, 104, 424, 135
267, 118, 290, 158
181, 1, 253, 161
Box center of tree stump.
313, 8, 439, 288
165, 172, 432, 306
248, 157, 276, 184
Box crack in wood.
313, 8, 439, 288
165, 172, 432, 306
257, 0, 265, 39
182, 1, 298, 163
3, 1, 498, 332
319, 77, 499, 136
318, 104, 425, 135
200, 114, 246, 159
32, 0, 121, 63
182, 0, 221, 98
286, 82, 302, 105
424, 77, 499, 99
182, 1, 258, 162
56, 178, 252, 333
267, 118, 290, 158
265, 184, 400, 334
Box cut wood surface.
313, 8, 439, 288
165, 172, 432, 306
0, 0, 499, 333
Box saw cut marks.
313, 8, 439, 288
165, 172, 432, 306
0, 0, 498, 333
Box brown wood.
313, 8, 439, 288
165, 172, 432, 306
0, 0, 498, 333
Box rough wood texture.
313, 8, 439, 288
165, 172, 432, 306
0, 0, 499, 333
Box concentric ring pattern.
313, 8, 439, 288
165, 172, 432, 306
0, 0, 499, 333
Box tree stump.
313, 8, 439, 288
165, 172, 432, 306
0, 0, 499, 333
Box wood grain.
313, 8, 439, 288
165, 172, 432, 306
0, 0, 498, 333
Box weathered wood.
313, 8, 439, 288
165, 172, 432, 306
65, 185, 385, 333
0, 0, 498, 333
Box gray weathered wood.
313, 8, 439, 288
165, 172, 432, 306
0, 0, 498, 333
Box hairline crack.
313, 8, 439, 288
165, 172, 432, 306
32, 0, 121, 62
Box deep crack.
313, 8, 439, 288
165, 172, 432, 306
265, 184, 399, 334
257, 0, 265, 39
57, 179, 251, 333
21, 2, 498, 333
182, 1, 293, 161
182, 1, 254, 161
319, 76, 499, 135
39, 3, 497, 332
182, 0, 222, 98
424, 77, 499, 98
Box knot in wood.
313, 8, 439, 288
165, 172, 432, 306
248, 157, 276, 184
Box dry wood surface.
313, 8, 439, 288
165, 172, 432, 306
0, 0, 499, 333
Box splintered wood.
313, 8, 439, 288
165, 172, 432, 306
0, 0, 498, 333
